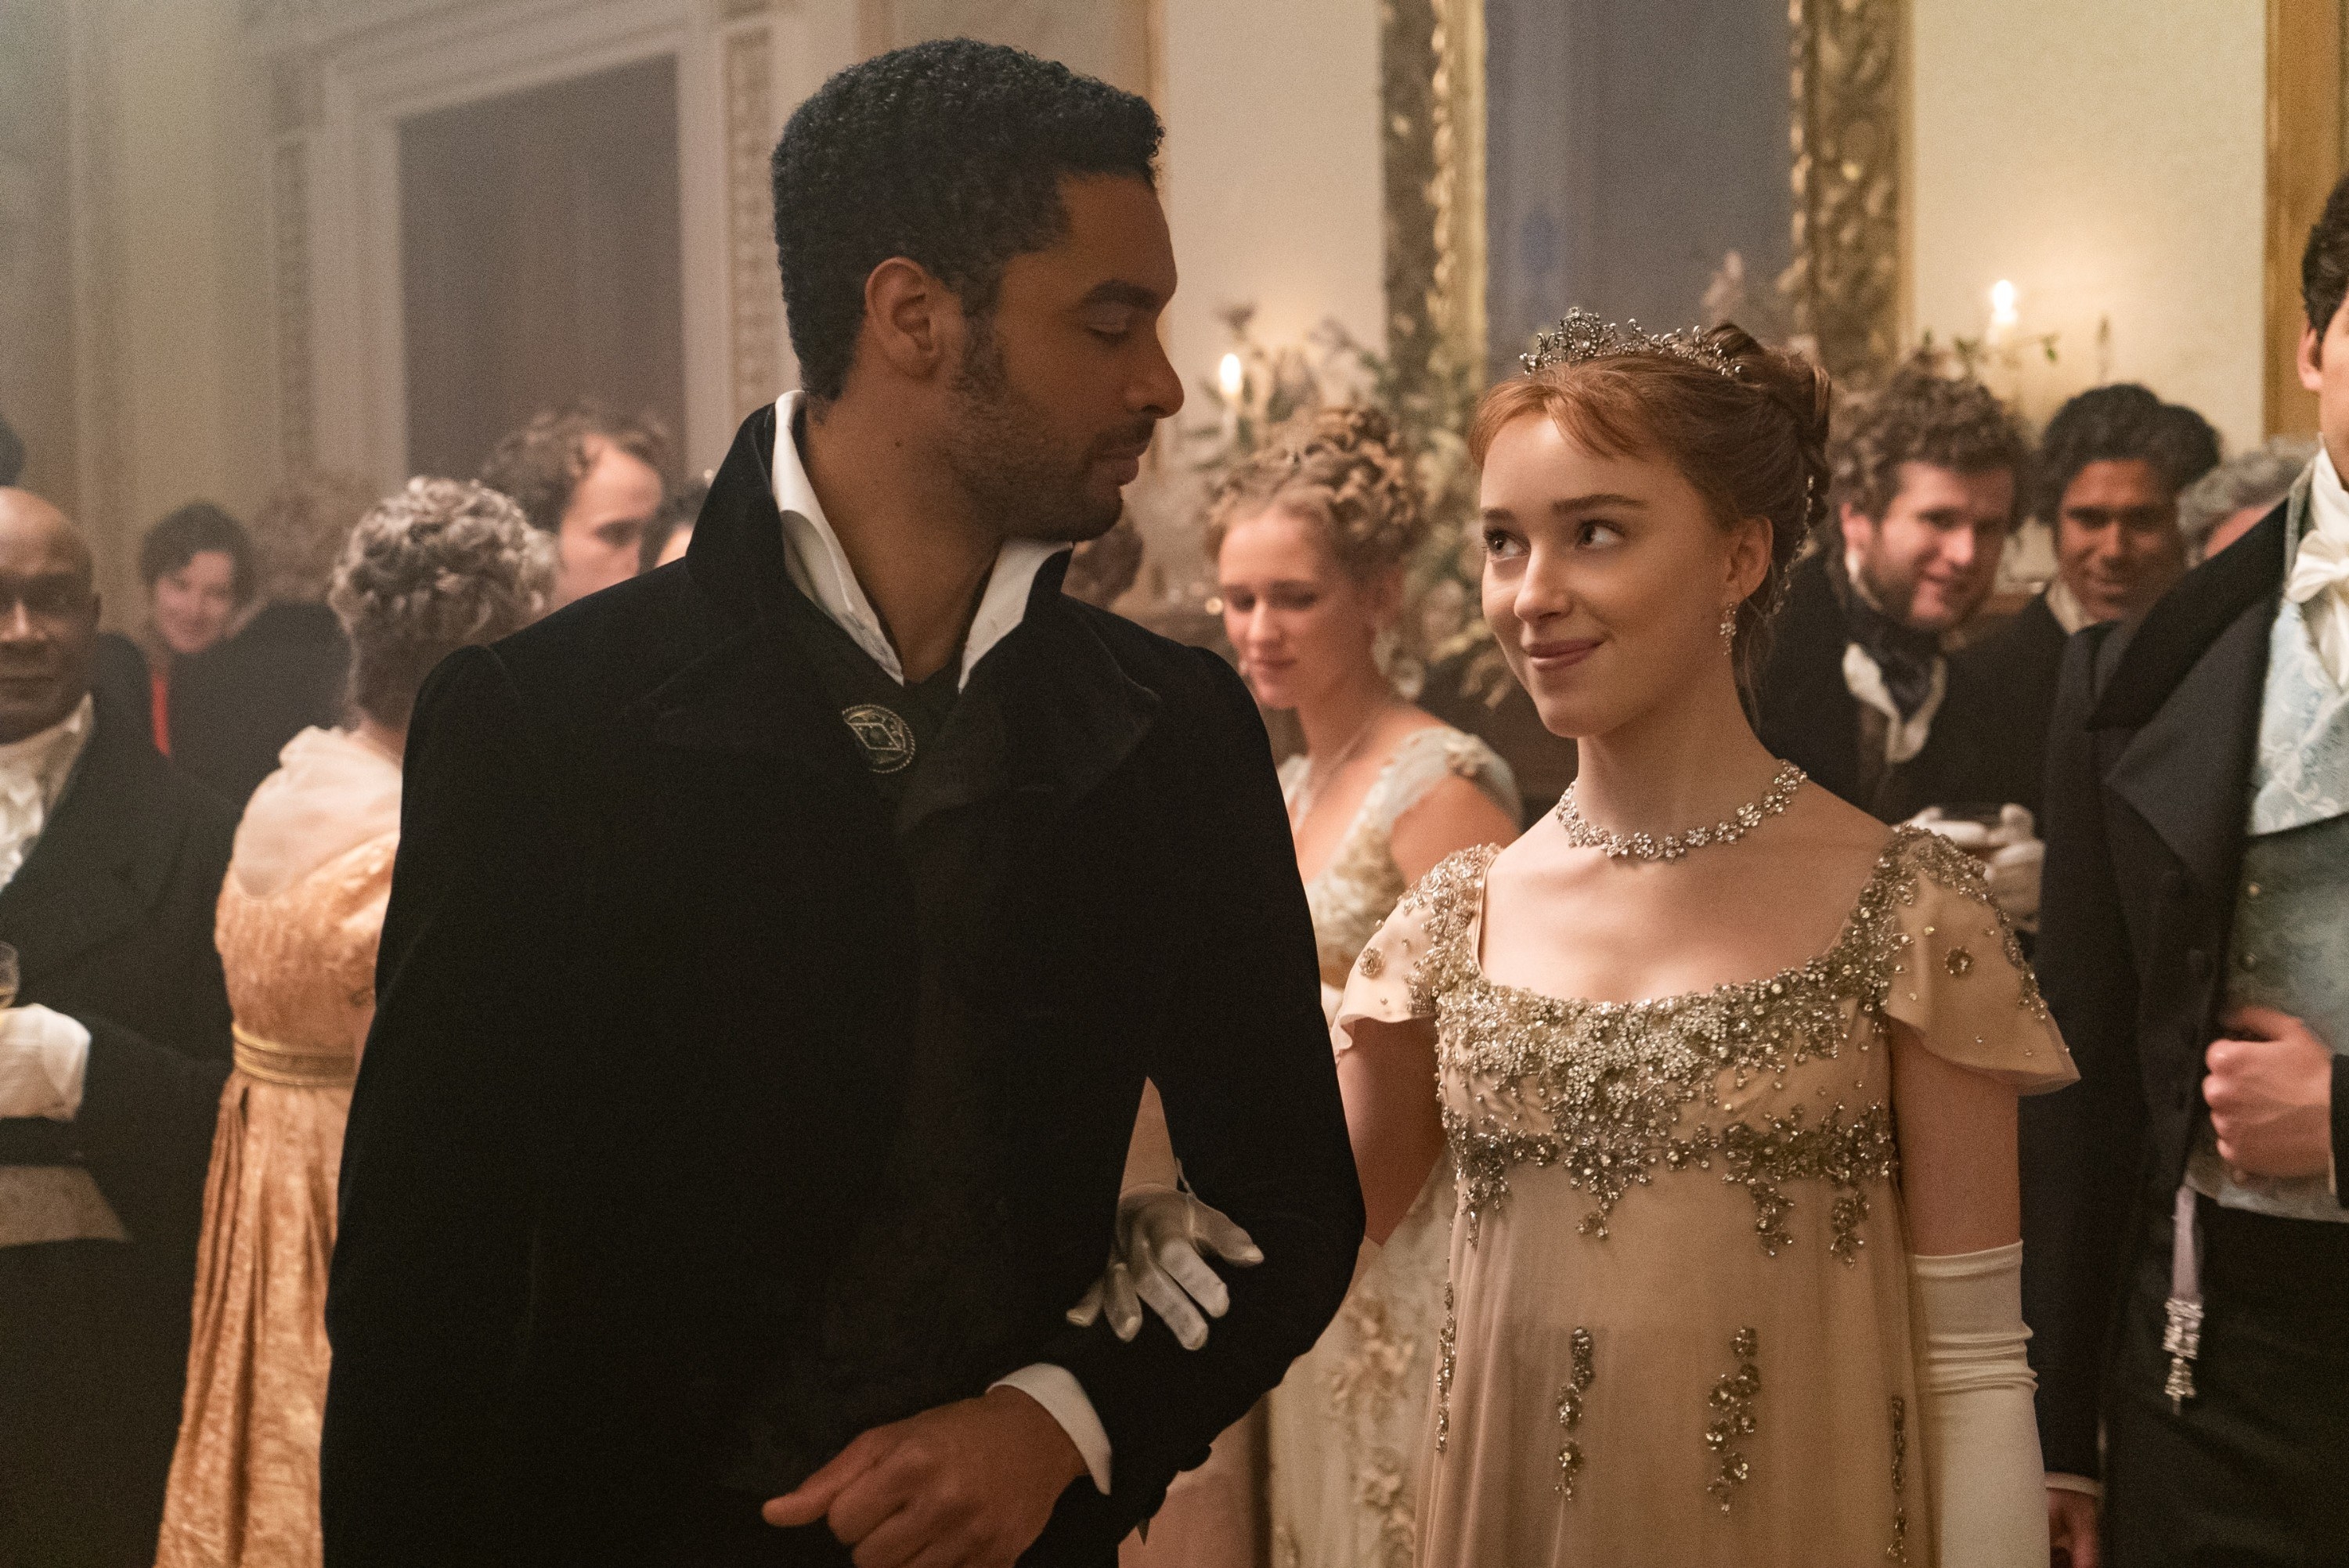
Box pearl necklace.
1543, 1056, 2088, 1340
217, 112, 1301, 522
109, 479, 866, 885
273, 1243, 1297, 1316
1554, 760, 1807, 862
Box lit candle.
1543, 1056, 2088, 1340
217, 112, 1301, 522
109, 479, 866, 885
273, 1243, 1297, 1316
1988, 279, 2019, 345
1218, 352, 1243, 442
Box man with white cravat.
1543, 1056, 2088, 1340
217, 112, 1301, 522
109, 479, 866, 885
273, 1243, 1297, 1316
2026, 176, 2349, 1567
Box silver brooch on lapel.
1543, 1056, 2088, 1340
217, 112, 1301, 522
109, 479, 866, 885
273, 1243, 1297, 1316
842, 703, 915, 773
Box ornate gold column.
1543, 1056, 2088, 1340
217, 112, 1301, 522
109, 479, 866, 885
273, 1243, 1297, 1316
1780, 0, 1903, 383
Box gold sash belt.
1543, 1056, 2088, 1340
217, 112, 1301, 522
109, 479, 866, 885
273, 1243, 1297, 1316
233, 1023, 357, 1088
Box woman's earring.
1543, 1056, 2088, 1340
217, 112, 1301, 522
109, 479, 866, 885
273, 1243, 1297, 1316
1718, 607, 1738, 652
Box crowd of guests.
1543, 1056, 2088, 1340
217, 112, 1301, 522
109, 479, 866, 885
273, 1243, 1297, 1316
0, 34, 2341, 1568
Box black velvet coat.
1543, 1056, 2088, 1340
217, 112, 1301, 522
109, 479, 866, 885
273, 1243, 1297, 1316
0, 687, 236, 1568
169, 601, 351, 808
321, 407, 1365, 1566
1947, 589, 2069, 820
2019, 501, 2349, 1478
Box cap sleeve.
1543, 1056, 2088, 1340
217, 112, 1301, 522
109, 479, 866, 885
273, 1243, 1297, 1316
1880, 830, 2077, 1094
1332, 845, 1494, 1052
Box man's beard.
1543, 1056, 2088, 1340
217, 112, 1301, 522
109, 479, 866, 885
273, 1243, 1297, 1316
942, 323, 1144, 545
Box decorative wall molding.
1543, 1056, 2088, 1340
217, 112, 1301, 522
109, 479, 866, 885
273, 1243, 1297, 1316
721, 15, 785, 420
269, 0, 758, 487
68, 0, 131, 576
1781, 0, 1903, 382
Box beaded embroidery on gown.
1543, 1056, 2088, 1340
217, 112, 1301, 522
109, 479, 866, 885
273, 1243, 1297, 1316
1265, 726, 1516, 1568
155, 728, 400, 1568
1334, 827, 2075, 1568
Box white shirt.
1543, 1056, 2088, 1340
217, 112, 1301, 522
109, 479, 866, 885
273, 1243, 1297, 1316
771, 392, 1063, 690
0, 694, 116, 1248
2297, 444, 2349, 687
0, 694, 92, 889
768, 395, 1113, 1494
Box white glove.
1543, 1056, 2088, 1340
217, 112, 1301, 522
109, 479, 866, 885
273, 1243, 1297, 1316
1066, 1180, 1262, 1350
1908, 805, 2043, 928
0, 1004, 92, 1120
1914, 1243, 2050, 1568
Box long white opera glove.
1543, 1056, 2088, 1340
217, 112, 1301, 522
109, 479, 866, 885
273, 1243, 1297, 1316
1913, 1242, 2049, 1568
0, 1004, 92, 1120
1066, 1180, 1261, 1351
1908, 805, 2044, 929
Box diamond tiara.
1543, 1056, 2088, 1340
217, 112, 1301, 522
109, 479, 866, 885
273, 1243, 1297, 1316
1520, 308, 1744, 381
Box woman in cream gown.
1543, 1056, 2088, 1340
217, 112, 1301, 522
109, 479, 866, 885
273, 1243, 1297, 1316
1119, 408, 1519, 1568
154, 480, 552, 1567
1333, 319, 2075, 1568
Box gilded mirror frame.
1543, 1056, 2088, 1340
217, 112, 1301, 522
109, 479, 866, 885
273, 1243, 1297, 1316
1384, 0, 1907, 388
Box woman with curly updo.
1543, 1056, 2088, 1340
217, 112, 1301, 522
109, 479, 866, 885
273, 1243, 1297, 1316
155, 480, 554, 1568
1327, 320, 2076, 1566
1119, 407, 1518, 1568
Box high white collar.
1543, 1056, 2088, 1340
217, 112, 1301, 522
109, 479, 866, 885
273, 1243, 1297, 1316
769, 391, 1063, 690
0, 693, 92, 795
2311, 441, 2349, 551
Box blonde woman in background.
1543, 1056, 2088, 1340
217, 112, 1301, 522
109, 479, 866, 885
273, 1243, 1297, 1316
1116, 408, 1519, 1568
154, 481, 554, 1568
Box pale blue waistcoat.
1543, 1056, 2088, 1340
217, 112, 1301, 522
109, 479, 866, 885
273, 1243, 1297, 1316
2188, 474, 2349, 1222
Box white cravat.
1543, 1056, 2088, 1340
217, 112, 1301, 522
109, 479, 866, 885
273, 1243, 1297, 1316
2295, 445, 2349, 688
0, 695, 93, 890
770, 392, 1062, 690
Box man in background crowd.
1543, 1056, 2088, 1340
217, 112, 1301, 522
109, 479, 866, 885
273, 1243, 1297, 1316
162, 470, 377, 807
2179, 438, 2315, 565
637, 471, 710, 574
1754, 360, 2029, 821
479, 401, 669, 607
0, 489, 234, 1568
2028, 170, 2349, 1568
1954, 384, 2219, 820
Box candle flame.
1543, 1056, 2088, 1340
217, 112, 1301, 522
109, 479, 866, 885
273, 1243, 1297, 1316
1218, 352, 1245, 402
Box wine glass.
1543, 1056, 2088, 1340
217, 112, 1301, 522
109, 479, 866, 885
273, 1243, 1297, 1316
0, 942, 17, 1011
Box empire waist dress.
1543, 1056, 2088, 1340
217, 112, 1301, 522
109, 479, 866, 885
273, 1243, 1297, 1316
154, 727, 400, 1568
1334, 827, 2075, 1568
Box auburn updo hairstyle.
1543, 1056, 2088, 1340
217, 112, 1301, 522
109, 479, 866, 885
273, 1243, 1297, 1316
1467, 322, 1833, 694
1203, 405, 1427, 582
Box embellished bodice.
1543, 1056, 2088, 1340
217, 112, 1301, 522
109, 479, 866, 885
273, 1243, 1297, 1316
1281, 726, 1517, 986
1334, 828, 2073, 1565
1348, 829, 2069, 1255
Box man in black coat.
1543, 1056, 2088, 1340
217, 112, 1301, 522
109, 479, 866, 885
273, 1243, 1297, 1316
323, 43, 1363, 1568
2028, 181, 2349, 1568
1952, 384, 2218, 822
0, 488, 235, 1568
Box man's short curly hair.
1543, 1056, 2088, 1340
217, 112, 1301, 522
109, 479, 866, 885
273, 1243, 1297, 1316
478, 401, 671, 535
138, 501, 258, 604
2033, 383, 2220, 525
329, 478, 556, 730
770, 38, 1162, 404
1828, 359, 2030, 525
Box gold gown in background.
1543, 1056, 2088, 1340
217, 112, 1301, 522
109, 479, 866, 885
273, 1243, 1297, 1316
154, 728, 399, 1568
1336, 829, 2075, 1568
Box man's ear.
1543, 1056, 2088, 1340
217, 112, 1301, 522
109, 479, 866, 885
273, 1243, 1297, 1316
2299, 320, 2326, 395
858, 257, 956, 384
1837, 499, 1874, 557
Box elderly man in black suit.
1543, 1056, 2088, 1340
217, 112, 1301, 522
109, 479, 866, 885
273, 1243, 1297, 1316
323, 42, 1363, 1568
0, 488, 235, 1568
2029, 176, 2349, 1568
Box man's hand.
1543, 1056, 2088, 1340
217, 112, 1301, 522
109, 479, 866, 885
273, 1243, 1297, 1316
763, 1387, 1086, 1568
1065, 1182, 1261, 1350
2047, 1483, 2100, 1568
2205, 1005, 2336, 1181
0, 1005, 90, 1120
